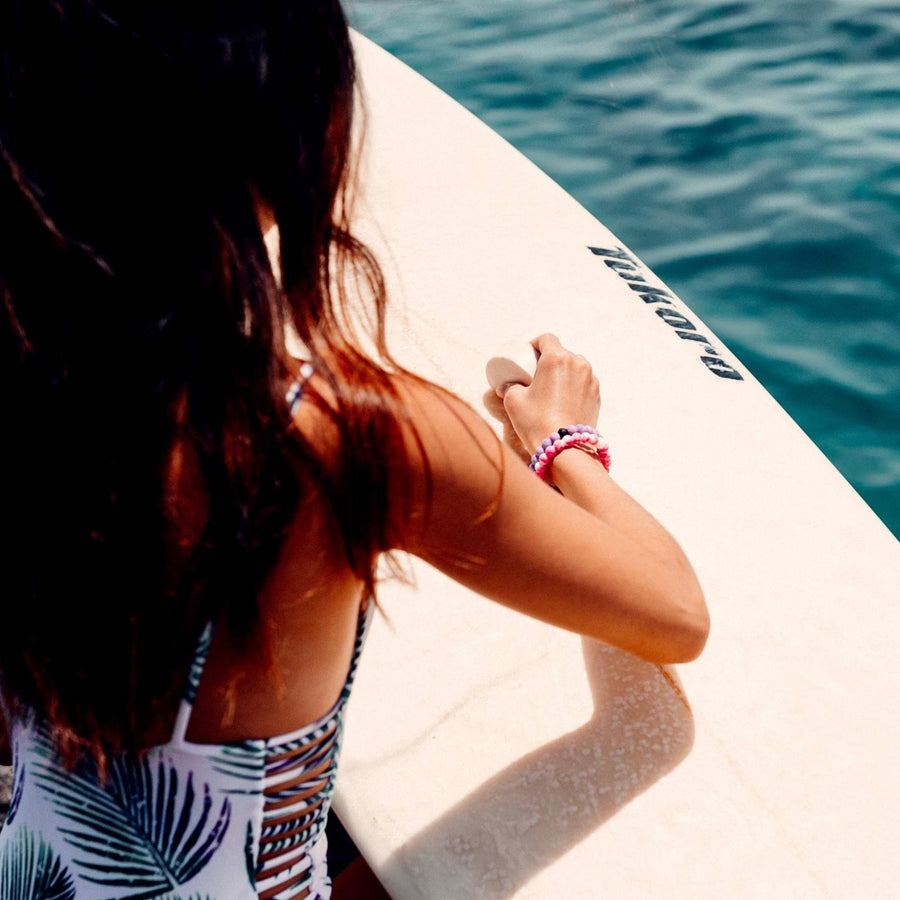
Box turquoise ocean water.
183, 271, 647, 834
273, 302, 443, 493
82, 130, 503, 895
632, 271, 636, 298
350, 0, 900, 539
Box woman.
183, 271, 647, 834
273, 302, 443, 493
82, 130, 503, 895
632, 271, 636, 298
0, 2, 708, 898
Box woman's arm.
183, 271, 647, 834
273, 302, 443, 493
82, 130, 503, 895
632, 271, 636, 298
391, 335, 709, 665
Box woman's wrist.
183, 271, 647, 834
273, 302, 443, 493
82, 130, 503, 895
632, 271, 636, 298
528, 424, 610, 481
544, 442, 614, 507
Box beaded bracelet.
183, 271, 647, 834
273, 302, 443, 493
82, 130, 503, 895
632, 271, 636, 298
529, 424, 611, 481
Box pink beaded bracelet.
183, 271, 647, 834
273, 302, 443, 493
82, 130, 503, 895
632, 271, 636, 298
529, 425, 611, 481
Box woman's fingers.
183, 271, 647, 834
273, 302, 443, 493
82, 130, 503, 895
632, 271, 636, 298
530, 332, 564, 357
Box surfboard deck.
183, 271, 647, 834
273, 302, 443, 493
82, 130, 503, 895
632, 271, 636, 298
333, 33, 900, 898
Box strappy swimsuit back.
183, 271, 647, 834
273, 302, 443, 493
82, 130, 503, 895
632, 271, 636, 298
0, 367, 372, 900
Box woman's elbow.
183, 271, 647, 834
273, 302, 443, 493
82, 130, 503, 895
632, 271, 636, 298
662, 581, 710, 664
674, 604, 710, 663
633, 575, 709, 665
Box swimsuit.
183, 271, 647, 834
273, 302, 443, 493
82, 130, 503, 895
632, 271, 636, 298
0, 365, 371, 899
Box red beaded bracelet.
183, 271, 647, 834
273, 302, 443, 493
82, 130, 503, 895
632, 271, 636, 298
529, 425, 611, 481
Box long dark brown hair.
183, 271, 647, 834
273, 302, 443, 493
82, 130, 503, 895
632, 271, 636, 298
0, 0, 415, 765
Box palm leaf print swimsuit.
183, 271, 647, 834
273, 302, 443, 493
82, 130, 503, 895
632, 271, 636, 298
0, 366, 373, 900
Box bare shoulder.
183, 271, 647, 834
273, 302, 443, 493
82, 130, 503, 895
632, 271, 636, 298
391, 374, 502, 473
386, 373, 507, 530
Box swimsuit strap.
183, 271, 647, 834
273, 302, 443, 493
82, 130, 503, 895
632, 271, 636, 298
286, 361, 315, 417
171, 362, 315, 744
170, 621, 215, 743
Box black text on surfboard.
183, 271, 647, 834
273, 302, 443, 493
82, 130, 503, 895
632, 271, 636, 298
589, 246, 744, 381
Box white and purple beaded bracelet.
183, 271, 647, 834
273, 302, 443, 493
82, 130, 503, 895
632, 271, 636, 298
529, 424, 611, 481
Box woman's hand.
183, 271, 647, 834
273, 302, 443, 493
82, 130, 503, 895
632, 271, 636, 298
500, 334, 601, 454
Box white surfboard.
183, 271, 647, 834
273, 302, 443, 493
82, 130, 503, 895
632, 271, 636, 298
334, 33, 900, 898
